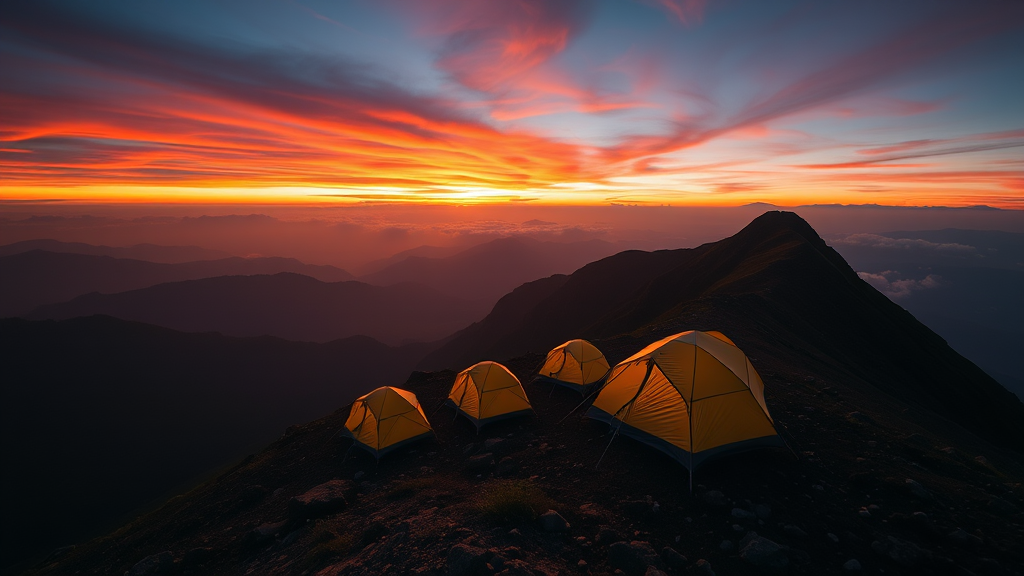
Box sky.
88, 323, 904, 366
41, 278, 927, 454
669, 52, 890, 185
2, 0, 1023, 207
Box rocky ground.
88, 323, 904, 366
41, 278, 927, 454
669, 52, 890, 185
25, 315, 1024, 576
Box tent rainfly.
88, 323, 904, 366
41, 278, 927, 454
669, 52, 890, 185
341, 386, 434, 459
536, 339, 611, 394
587, 330, 783, 478
448, 361, 533, 429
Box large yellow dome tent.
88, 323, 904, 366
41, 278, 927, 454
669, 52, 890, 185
341, 386, 434, 459
536, 339, 611, 394
587, 330, 783, 483
447, 361, 533, 429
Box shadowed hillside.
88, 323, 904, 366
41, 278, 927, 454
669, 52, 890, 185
422, 212, 1024, 453
360, 237, 623, 303
0, 251, 354, 317
0, 239, 231, 263
0, 316, 434, 571
28, 273, 489, 345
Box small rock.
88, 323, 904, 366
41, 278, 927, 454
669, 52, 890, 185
719, 540, 734, 552
754, 504, 771, 520
239, 485, 268, 504
947, 528, 983, 548
693, 559, 715, 576
732, 524, 743, 533
651, 501, 660, 513
578, 503, 605, 518
181, 547, 213, 566
250, 520, 287, 544
783, 524, 807, 538
645, 568, 668, 576
494, 558, 533, 576
538, 510, 570, 532
813, 484, 825, 492
905, 479, 933, 500
974, 455, 990, 466
484, 438, 507, 455
495, 456, 518, 477
447, 543, 489, 576
843, 558, 862, 572
289, 480, 353, 519
731, 508, 755, 520
353, 471, 365, 481
847, 411, 873, 424
738, 533, 788, 572
988, 497, 1018, 516
596, 525, 624, 544
607, 541, 664, 575
827, 533, 839, 543
871, 536, 930, 568
858, 508, 871, 518
463, 443, 477, 456
703, 490, 728, 507
465, 453, 494, 472
660, 546, 687, 569
126, 551, 174, 576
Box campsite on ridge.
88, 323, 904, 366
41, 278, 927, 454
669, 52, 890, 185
7, 211, 1024, 576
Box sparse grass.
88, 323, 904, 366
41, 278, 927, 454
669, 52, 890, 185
475, 479, 556, 524
385, 477, 434, 501
308, 521, 356, 561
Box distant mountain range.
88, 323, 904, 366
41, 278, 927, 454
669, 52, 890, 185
422, 212, 1024, 454
0, 315, 434, 570
20, 211, 1024, 576
0, 250, 354, 317
29, 273, 490, 345
359, 237, 624, 303
0, 239, 231, 263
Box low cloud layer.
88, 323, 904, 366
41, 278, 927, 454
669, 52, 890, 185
833, 233, 975, 253
858, 270, 941, 299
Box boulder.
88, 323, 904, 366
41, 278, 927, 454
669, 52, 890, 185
289, 480, 353, 519
466, 453, 494, 472
694, 559, 716, 576
608, 541, 664, 575
871, 536, 931, 568
738, 533, 789, 572
660, 546, 687, 569
843, 558, 862, 572
596, 525, 624, 544
448, 543, 489, 576
126, 551, 174, 576
538, 510, 570, 532
703, 490, 728, 507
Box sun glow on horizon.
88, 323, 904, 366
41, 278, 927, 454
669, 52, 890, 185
1, 1, 1022, 208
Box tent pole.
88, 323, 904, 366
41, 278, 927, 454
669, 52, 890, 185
596, 425, 621, 469
689, 465, 693, 495
341, 445, 354, 465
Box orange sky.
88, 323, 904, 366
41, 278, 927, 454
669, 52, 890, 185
2, 1, 1022, 208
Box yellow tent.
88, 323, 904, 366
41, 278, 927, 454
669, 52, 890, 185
448, 361, 533, 429
536, 339, 611, 394
587, 330, 782, 473
341, 386, 433, 459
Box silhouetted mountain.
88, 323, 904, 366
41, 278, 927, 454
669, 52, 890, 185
359, 237, 622, 303
0, 239, 231, 263
0, 251, 355, 317
827, 229, 1024, 400
423, 212, 1024, 453
29, 273, 490, 345
0, 315, 434, 571
353, 244, 467, 276
18, 212, 1024, 576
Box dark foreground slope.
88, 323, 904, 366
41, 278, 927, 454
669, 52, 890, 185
0, 316, 433, 571
423, 212, 1024, 454
25, 333, 1024, 576
0, 250, 353, 317
29, 273, 490, 345
23, 211, 1024, 576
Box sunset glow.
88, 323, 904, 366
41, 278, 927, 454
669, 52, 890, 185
2, 1, 1022, 207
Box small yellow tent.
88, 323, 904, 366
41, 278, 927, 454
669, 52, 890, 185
587, 330, 782, 473
536, 339, 611, 394
448, 361, 533, 429
341, 386, 433, 459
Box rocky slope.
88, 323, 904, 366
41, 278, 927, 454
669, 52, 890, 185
18, 212, 1024, 576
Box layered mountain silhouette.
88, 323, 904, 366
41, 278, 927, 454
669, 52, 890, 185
11, 211, 1024, 576
0, 315, 434, 570
359, 237, 623, 303
28, 273, 490, 345
423, 212, 1024, 453
0, 250, 354, 317
0, 239, 230, 263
